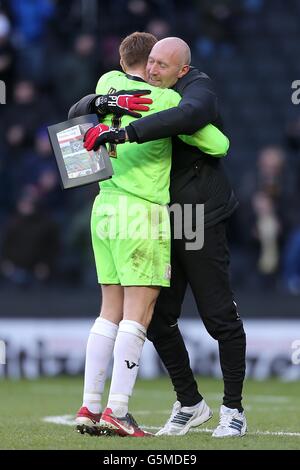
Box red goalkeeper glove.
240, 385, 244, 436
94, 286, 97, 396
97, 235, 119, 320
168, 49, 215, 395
84, 124, 126, 151
94, 90, 152, 118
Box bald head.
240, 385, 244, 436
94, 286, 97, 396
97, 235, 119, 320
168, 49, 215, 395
154, 37, 191, 65
147, 37, 191, 88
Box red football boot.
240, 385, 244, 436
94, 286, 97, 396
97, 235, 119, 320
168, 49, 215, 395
100, 407, 153, 437
75, 406, 101, 435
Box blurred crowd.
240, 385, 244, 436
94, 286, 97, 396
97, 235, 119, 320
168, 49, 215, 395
0, 0, 300, 294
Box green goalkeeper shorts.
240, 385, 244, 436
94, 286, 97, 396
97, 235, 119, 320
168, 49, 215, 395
91, 190, 171, 286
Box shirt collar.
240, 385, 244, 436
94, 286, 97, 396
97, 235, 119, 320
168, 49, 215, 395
125, 73, 147, 83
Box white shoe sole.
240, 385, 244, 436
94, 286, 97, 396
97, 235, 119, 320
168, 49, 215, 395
212, 425, 247, 438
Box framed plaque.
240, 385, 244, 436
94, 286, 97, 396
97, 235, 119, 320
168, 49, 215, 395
48, 114, 114, 189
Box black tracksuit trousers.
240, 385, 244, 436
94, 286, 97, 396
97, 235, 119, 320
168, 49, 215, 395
147, 221, 246, 411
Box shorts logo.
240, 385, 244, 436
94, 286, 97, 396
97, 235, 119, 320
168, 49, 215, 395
164, 264, 171, 280
233, 300, 240, 320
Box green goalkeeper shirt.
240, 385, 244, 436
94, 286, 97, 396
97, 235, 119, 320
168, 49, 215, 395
96, 70, 229, 205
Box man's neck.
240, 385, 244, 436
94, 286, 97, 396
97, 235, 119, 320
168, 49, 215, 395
126, 69, 146, 80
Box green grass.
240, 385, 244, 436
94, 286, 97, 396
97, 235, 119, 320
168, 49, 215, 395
0, 376, 299, 450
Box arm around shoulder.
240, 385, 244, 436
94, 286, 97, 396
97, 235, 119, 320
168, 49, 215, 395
179, 124, 230, 157
127, 69, 219, 143
68, 94, 98, 119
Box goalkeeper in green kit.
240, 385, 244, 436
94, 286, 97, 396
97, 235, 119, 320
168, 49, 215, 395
73, 32, 229, 437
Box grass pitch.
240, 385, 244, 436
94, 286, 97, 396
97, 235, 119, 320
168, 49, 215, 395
0, 376, 299, 450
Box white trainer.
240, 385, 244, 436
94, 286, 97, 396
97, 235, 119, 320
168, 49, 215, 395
212, 405, 247, 438
156, 399, 213, 436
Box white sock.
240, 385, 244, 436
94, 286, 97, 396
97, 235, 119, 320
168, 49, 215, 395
82, 317, 118, 414
107, 319, 146, 417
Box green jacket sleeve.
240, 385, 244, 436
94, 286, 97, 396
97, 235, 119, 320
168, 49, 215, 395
179, 124, 230, 157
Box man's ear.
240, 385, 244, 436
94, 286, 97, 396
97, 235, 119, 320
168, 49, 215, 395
178, 65, 190, 79
120, 59, 126, 72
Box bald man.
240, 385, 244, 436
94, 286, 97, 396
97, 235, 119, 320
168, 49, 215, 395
69, 35, 246, 439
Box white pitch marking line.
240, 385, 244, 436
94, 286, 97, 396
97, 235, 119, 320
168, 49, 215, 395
44, 415, 75, 426
43, 415, 300, 437
192, 427, 300, 437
